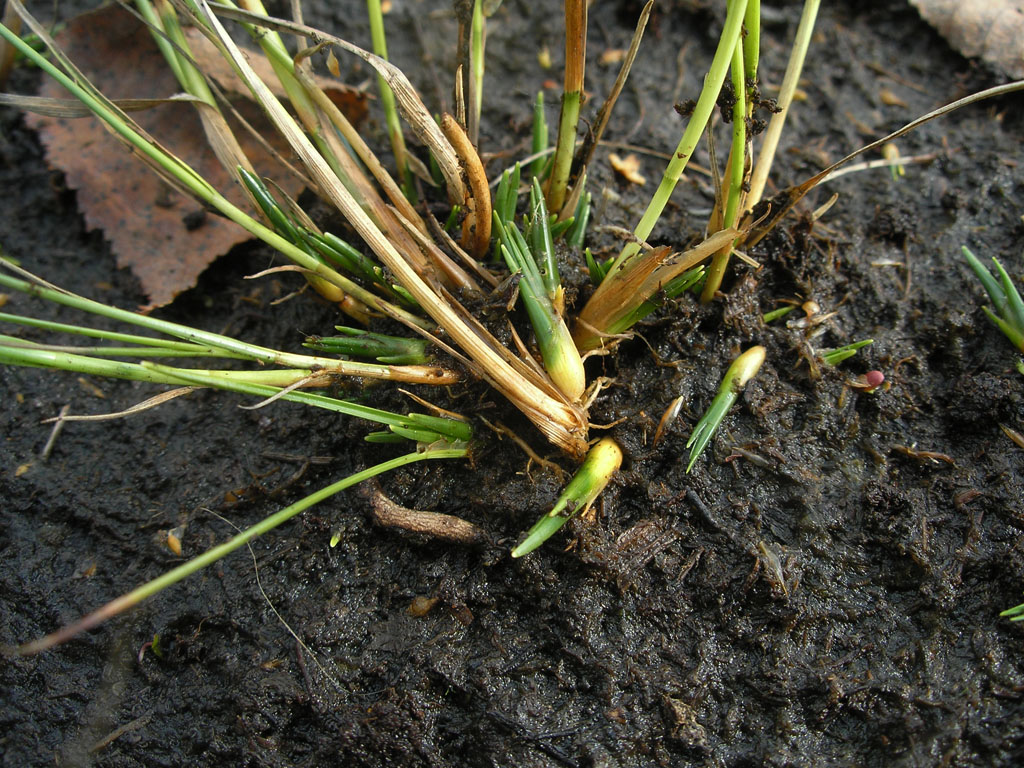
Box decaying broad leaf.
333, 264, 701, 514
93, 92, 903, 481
24, 6, 365, 309
910, 0, 1024, 79
609, 152, 646, 185
181, 27, 367, 124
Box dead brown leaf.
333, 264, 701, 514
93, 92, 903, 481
24, 6, 365, 309
181, 27, 367, 125
910, 0, 1024, 79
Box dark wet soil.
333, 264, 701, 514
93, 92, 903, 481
3, 1, 1024, 766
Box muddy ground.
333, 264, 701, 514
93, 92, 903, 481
2, 0, 1024, 765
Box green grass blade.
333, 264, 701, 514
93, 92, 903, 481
366, 0, 413, 197
528, 178, 560, 299
686, 393, 735, 472
0, 312, 241, 357
983, 308, 1024, 352
531, 91, 549, 179
991, 257, 1024, 332
17, 446, 467, 655
821, 339, 874, 366
963, 246, 1005, 310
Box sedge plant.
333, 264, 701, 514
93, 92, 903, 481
2, 0, 1023, 652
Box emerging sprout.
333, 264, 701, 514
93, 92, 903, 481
511, 437, 623, 558
963, 246, 1024, 355
820, 338, 874, 366
492, 178, 586, 401
686, 345, 766, 472
1001, 598, 1024, 622
762, 305, 796, 324
849, 370, 886, 393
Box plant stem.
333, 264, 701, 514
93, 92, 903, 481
366, 0, 413, 197
469, 0, 485, 145
0, 313, 245, 357
743, 0, 760, 86
531, 91, 549, 180
700, 29, 749, 303
0, 267, 449, 383
545, 0, 586, 213
610, 0, 749, 274
746, 0, 820, 208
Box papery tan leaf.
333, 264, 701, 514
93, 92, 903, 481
910, 0, 1024, 78
575, 229, 738, 351
609, 152, 646, 185
24, 6, 365, 309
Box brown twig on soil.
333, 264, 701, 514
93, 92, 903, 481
39, 403, 69, 459
363, 482, 486, 544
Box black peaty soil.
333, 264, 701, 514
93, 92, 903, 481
3, 1, 1024, 766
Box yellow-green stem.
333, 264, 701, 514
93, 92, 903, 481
469, 0, 485, 145
367, 0, 413, 196
700, 34, 748, 303
610, 0, 748, 274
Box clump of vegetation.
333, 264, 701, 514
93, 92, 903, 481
0, 0, 1022, 653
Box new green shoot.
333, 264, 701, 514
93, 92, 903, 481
821, 339, 874, 367
511, 437, 623, 558
1000, 597, 1024, 622
686, 345, 765, 472
963, 246, 1024, 354
492, 180, 585, 401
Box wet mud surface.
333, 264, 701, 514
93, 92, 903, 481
2, 1, 1024, 766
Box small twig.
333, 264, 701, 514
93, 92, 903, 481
40, 404, 70, 460
1001, 424, 1024, 450
237, 374, 323, 409
90, 713, 153, 754
363, 481, 486, 544
892, 444, 955, 466
42, 388, 198, 424
819, 152, 940, 183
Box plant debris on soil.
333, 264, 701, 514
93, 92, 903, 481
2, 1, 1024, 766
